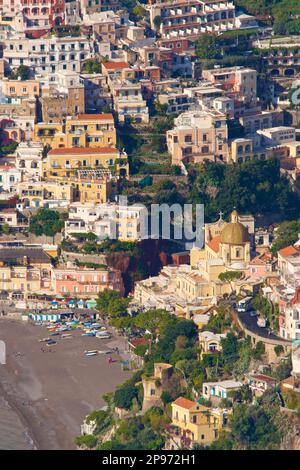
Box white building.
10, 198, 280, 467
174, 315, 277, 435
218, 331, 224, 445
202, 380, 242, 401
65, 202, 148, 242
0, 165, 22, 193
15, 141, 44, 179
3, 35, 92, 85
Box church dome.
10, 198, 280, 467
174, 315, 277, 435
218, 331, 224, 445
220, 210, 250, 245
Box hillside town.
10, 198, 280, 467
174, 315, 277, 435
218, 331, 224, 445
0, 0, 300, 453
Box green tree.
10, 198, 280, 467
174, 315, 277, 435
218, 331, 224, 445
221, 333, 238, 365
114, 384, 138, 410
195, 35, 222, 59
96, 289, 120, 315
13, 65, 31, 80
29, 209, 65, 240
75, 434, 97, 449
218, 271, 243, 292
81, 59, 102, 74
229, 402, 281, 449
107, 297, 130, 318
134, 309, 173, 337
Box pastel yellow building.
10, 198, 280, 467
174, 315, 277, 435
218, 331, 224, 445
44, 147, 128, 179
191, 210, 251, 278
18, 180, 74, 209
34, 122, 65, 149
34, 113, 116, 150
71, 169, 117, 204
170, 397, 228, 448
0, 248, 52, 300
65, 114, 116, 148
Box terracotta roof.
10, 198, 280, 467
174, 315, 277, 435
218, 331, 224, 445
48, 147, 119, 156
278, 245, 299, 257
206, 235, 221, 254
249, 374, 277, 384
173, 397, 196, 410
76, 113, 114, 121
0, 208, 16, 213
103, 61, 129, 70
130, 338, 149, 348
250, 252, 275, 266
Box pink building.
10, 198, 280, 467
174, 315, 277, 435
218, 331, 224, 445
202, 67, 257, 108
52, 266, 124, 298
246, 252, 277, 279
167, 109, 229, 165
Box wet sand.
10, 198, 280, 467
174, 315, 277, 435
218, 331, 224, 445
0, 319, 131, 450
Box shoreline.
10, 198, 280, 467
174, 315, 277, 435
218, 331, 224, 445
0, 318, 131, 450
0, 373, 38, 450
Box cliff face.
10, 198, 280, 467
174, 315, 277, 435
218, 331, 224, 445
280, 414, 300, 450
106, 240, 170, 295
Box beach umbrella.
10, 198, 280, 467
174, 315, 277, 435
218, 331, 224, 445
86, 299, 97, 309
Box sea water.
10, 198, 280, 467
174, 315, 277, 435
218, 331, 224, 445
0, 396, 35, 450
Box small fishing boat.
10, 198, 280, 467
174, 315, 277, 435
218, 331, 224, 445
96, 332, 111, 339
38, 337, 50, 342
84, 350, 98, 357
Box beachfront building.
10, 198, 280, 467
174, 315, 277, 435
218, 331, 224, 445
0, 247, 53, 300
52, 264, 124, 298
43, 147, 128, 179
170, 397, 229, 448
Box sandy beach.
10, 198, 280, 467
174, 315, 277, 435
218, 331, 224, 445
0, 318, 131, 450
